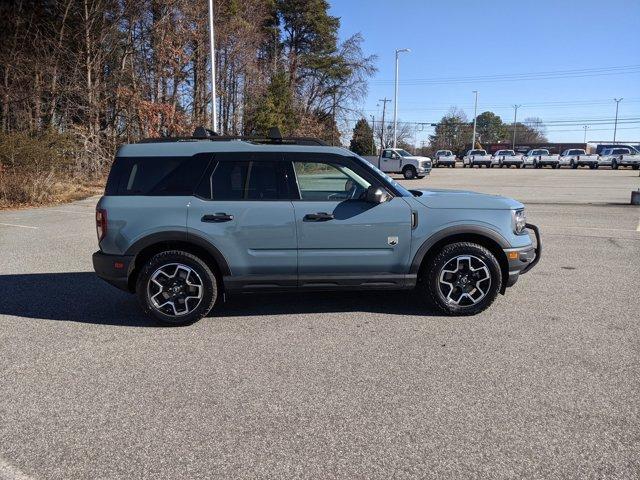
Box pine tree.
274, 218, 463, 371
349, 118, 374, 155
251, 70, 297, 135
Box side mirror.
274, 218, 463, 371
365, 186, 390, 204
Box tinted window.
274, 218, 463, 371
107, 156, 209, 196
208, 161, 288, 200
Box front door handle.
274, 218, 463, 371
304, 212, 334, 222
201, 213, 234, 223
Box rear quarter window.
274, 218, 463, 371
105, 154, 211, 196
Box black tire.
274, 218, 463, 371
452, 163, 456, 168
571, 160, 577, 169
136, 250, 218, 326
533, 160, 539, 169
403, 166, 417, 179
420, 242, 502, 316
589, 164, 596, 170
594, 164, 599, 169
516, 164, 522, 169
612, 159, 619, 170
633, 165, 639, 170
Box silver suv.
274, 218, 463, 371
93, 129, 541, 325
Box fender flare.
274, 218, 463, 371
409, 225, 510, 274
125, 230, 231, 276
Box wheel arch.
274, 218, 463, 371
125, 231, 231, 292
411, 227, 510, 293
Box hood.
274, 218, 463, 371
405, 155, 431, 162
412, 189, 523, 210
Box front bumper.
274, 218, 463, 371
620, 159, 640, 166
503, 223, 541, 288
93, 251, 135, 292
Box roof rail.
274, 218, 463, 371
136, 126, 328, 146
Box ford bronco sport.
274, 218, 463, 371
93, 128, 541, 325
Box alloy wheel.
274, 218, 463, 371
438, 255, 491, 306
147, 263, 204, 316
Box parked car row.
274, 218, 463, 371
432, 147, 640, 170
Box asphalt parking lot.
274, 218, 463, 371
1, 169, 639, 479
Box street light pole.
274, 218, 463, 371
583, 125, 589, 144
393, 48, 410, 149
512, 104, 521, 149
471, 90, 478, 149
208, 0, 217, 133
613, 98, 623, 143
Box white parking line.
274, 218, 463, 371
637, 219, 640, 232
0, 456, 33, 479
545, 225, 639, 233
0, 222, 38, 229
48, 208, 94, 215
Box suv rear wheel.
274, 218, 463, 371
421, 242, 502, 316
136, 250, 218, 326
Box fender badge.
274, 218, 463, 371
388, 236, 399, 246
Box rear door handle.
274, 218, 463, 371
304, 212, 334, 222
201, 213, 234, 223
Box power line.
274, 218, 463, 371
362, 98, 640, 112
371, 64, 640, 86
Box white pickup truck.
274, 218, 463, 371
558, 149, 599, 169
433, 150, 456, 168
363, 148, 432, 179
462, 149, 492, 168
598, 147, 640, 170
490, 149, 523, 168
522, 149, 560, 169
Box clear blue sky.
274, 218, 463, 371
329, 0, 640, 145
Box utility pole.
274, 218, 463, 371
512, 104, 521, 149
583, 125, 589, 144
208, 0, 217, 132
471, 90, 478, 149
613, 98, 623, 143
393, 48, 410, 149
378, 97, 391, 167
370, 115, 376, 155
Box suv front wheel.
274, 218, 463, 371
421, 242, 502, 316
136, 250, 218, 326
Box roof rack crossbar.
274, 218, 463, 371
137, 126, 327, 146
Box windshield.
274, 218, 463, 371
353, 155, 413, 197
397, 149, 413, 157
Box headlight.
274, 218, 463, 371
513, 209, 527, 234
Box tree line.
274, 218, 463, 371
349, 108, 548, 157
0, 0, 376, 205
0, 0, 375, 157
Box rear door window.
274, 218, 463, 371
198, 154, 292, 201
